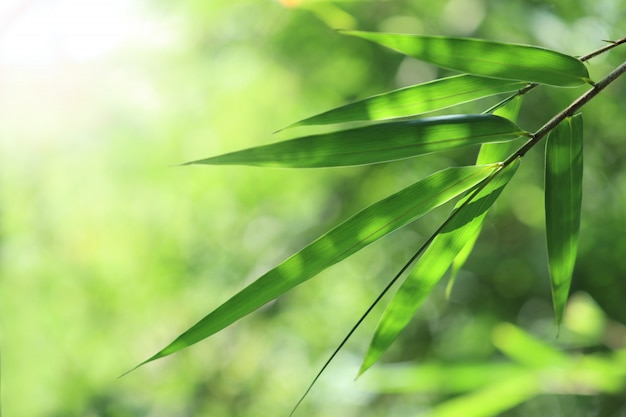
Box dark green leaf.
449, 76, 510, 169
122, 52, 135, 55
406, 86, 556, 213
360, 160, 520, 374
342, 31, 592, 87
545, 114, 583, 326
286, 75, 526, 128
186, 114, 527, 168
134, 165, 497, 369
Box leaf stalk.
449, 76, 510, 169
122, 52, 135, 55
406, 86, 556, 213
505, 58, 626, 164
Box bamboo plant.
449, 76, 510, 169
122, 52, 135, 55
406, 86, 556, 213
128, 30, 626, 415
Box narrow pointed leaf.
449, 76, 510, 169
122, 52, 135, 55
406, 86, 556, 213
445, 228, 480, 299
545, 114, 583, 326
287, 75, 527, 128
492, 323, 569, 367
185, 114, 526, 168
363, 361, 525, 394
448, 95, 524, 297
136, 165, 497, 369
360, 160, 520, 374
426, 374, 539, 417
342, 31, 591, 87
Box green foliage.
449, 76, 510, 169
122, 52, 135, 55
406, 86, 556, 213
545, 114, 584, 326
286, 75, 526, 127
3, 2, 626, 416
134, 26, 626, 417
186, 114, 526, 168
447, 96, 524, 295
342, 31, 593, 86
364, 319, 626, 417
360, 159, 520, 375
136, 164, 497, 367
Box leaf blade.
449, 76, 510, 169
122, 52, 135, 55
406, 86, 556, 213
545, 114, 583, 326
186, 114, 526, 168
136, 165, 497, 368
287, 75, 527, 128
447, 95, 524, 296
427, 373, 539, 417
342, 31, 591, 87
360, 160, 520, 374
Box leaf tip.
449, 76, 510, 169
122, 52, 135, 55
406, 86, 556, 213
357, 355, 376, 379
337, 29, 362, 37
118, 359, 148, 379
445, 277, 455, 300
179, 159, 199, 166
274, 120, 304, 133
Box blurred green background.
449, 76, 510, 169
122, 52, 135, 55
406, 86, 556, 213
1, 0, 625, 416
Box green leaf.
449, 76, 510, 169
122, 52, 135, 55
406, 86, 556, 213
447, 95, 524, 297
286, 75, 527, 128
360, 159, 520, 374
342, 31, 591, 87
545, 114, 583, 326
492, 323, 569, 368
445, 228, 480, 299
185, 114, 527, 168
134, 165, 497, 369
426, 374, 538, 417
362, 361, 525, 394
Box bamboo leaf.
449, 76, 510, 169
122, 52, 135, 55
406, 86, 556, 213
133, 165, 497, 370
185, 114, 527, 168
286, 75, 527, 128
545, 114, 583, 326
362, 361, 525, 394
342, 31, 591, 87
426, 374, 538, 417
360, 160, 520, 374
492, 323, 569, 368
447, 95, 524, 297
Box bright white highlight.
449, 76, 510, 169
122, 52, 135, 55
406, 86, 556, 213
0, 0, 146, 68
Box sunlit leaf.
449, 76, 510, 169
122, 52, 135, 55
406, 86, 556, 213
360, 160, 520, 374
492, 323, 569, 367
426, 374, 538, 417
133, 165, 497, 370
185, 114, 527, 168
362, 361, 525, 394
342, 31, 592, 87
447, 95, 524, 297
285, 75, 526, 128
545, 114, 583, 326
563, 292, 607, 341
445, 229, 480, 299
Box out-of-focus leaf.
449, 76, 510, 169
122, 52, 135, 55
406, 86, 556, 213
342, 31, 592, 87
362, 361, 525, 394
360, 160, 520, 374
427, 374, 539, 417
447, 95, 524, 297
563, 292, 607, 341
285, 75, 526, 128
133, 165, 497, 370
492, 323, 569, 368
545, 114, 583, 326
185, 114, 527, 168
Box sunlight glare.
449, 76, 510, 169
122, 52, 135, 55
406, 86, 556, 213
0, 0, 146, 68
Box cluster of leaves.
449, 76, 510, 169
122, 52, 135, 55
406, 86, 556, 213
129, 30, 626, 412
363, 309, 626, 417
